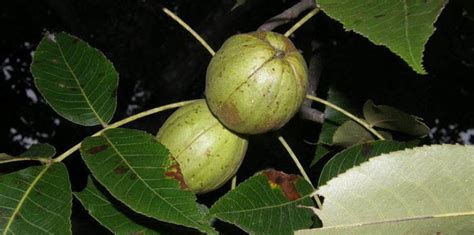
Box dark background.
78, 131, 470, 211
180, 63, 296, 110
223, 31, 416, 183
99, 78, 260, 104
1, 0, 473, 233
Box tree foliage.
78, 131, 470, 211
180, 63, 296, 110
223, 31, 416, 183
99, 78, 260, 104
1, 2, 471, 234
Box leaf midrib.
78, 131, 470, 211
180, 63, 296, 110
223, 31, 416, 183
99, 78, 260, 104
2, 165, 51, 235
402, 0, 417, 68
0, 157, 48, 165
317, 211, 474, 230
55, 37, 107, 127
212, 192, 313, 216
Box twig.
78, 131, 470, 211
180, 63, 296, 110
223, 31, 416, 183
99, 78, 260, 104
53, 100, 200, 163
162, 7, 215, 56
231, 175, 237, 190
284, 8, 320, 37
258, 0, 316, 31
299, 106, 324, 123
299, 42, 324, 123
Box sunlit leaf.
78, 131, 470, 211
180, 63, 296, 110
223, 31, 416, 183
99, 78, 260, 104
318, 140, 417, 186
363, 100, 429, 136
0, 143, 55, 165
74, 177, 163, 234
317, 0, 448, 74
80, 128, 216, 234
209, 169, 315, 235
0, 163, 72, 234
297, 145, 474, 234
31, 32, 118, 126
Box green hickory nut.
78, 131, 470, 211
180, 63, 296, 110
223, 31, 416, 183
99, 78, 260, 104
156, 100, 248, 194
205, 31, 308, 134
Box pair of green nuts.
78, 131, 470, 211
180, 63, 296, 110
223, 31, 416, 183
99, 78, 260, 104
157, 31, 308, 193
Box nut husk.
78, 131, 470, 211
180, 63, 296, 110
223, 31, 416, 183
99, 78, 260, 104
205, 31, 308, 134
156, 100, 248, 194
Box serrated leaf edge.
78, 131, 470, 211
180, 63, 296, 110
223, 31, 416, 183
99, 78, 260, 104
73, 181, 150, 235
31, 32, 119, 126
209, 173, 315, 234
313, 144, 474, 230
318, 1, 448, 74
83, 130, 216, 234
54, 33, 108, 127
2, 164, 72, 235
2, 166, 50, 233
317, 144, 465, 189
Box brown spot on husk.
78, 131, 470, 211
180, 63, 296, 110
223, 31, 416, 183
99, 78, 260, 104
165, 163, 188, 190
263, 169, 301, 201
87, 145, 108, 154
260, 111, 285, 132
220, 102, 242, 126
205, 148, 212, 158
